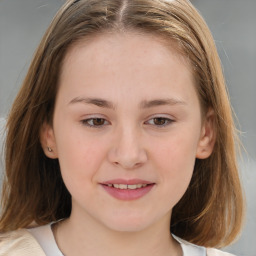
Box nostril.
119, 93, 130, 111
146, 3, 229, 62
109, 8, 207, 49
107, 141, 148, 169
112, 161, 143, 170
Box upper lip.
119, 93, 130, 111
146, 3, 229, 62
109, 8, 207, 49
101, 179, 154, 185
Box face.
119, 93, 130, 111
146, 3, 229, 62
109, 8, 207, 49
41, 32, 215, 232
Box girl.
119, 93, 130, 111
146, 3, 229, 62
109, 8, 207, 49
0, 0, 244, 255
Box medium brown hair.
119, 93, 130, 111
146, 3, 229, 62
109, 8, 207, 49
0, 0, 244, 247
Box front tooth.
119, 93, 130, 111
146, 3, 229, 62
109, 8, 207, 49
119, 184, 128, 189
112, 184, 148, 189
127, 184, 137, 190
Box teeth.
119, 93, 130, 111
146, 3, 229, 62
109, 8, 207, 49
127, 184, 137, 189
119, 184, 128, 189
109, 184, 148, 189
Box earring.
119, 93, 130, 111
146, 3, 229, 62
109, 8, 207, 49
47, 147, 53, 152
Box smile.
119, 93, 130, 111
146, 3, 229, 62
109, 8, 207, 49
101, 180, 155, 200
107, 184, 148, 189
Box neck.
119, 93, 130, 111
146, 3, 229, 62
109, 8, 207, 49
55, 211, 182, 256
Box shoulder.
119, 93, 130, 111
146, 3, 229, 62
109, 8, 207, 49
0, 229, 46, 256
173, 235, 236, 256
207, 248, 236, 256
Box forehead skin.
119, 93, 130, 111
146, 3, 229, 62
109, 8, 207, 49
58, 31, 197, 111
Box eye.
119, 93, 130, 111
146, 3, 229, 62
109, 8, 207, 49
81, 118, 109, 128
145, 117, 174, 127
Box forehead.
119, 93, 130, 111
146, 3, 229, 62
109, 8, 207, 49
62, 30, 191, 74
58, 31, 196, 105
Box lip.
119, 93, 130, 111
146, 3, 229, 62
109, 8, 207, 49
102, 179, 153, 185
100, 179, 155, 201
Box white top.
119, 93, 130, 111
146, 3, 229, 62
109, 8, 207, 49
28, 224, 63, 256
28, 224, 206, 256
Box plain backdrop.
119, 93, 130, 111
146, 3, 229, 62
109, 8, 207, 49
0, 1, 255, 255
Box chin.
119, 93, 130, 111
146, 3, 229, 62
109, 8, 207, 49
107, 223, 150, 233
102, 215, 152, 233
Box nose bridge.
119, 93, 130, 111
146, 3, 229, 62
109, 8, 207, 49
119, 125, 140, 154
108, 122, 147, 169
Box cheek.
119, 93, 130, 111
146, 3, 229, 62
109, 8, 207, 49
151, 132, 199, 199
153, 131, 199, 169
56, 138, 108, 204
54, 127, 108, 189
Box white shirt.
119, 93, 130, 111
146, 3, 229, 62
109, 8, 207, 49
28, 224, 206, 256
28, 224, 63, 256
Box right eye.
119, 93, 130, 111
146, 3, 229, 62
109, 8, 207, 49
81, 118, 110, 128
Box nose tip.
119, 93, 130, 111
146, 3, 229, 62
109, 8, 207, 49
113, 154, 145, 170
107, 131, 148, 170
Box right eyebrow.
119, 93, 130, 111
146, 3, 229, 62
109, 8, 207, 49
68, 97, 116, 109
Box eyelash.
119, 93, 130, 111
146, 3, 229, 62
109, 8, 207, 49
80, 116, 174, 128
81, 118, 110, 128
145, 117, 174, 127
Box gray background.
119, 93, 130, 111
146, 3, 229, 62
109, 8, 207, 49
0, 0, 255, 255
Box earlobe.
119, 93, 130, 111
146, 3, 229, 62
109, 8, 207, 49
196, 109, 216, 159
40, 122, 58, 159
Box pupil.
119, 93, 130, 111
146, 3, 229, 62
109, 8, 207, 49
154, 118, 165, 125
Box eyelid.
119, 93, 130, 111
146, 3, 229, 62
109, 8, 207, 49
144, 115, 175, 127
80, 116, 110, 128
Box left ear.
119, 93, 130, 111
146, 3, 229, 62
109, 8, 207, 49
196, 108, 216, 159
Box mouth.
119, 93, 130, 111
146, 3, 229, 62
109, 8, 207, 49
104, 183, 149, 189
100, 180, 155, 200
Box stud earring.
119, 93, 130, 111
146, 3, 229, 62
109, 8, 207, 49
47, 147, 53, 152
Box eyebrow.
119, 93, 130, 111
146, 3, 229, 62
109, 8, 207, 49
69, 97, 115, 109
140, 98, 187, 108
68, 97, 186, 109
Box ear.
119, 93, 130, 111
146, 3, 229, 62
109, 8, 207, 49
196, 108, 216, 159
40, 122, 58, 159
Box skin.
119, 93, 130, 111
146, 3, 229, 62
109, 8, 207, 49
41, 31, 215, 256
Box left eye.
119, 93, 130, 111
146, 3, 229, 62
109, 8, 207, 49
81, 118, 109, 127
146, 117, 173, 127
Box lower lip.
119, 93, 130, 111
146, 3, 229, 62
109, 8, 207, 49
101, 184, 154, 200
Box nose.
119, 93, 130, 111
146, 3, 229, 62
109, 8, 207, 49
107, 126, 148, 169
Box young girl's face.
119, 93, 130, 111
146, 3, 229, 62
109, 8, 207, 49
42, 32, 214, 232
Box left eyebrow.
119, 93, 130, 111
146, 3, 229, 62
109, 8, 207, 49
139, 98, 187, 109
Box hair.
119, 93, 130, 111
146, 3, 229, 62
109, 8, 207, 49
0, 0, 244, 248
